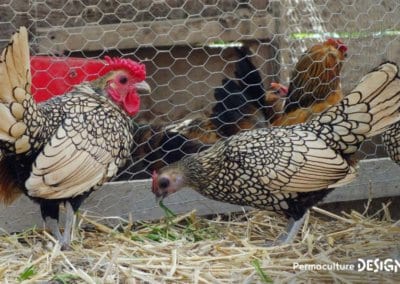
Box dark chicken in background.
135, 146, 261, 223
152, 62, 400, 244
0, 27, 151, 248
271, 38, 348, 126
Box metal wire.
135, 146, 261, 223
0, 0, 399, 224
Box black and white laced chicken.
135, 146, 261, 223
0, 27, 151, 248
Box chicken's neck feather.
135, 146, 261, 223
177, 139, 227, 190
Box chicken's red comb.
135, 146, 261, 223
102, 56, 146, 82
326, 38, 348, 54
270, 82, 288, 95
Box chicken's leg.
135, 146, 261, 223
41, 202, 64, 245
277, 214, 306, 244
61, 201, 75, 250
44, 217, 63, 243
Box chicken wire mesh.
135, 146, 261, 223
1, 0, 400, 229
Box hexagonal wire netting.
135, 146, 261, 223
0, 0, 399, 226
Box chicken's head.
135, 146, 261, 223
270, 82, 288, 97
102, 56, 150, 116
325, 38, 348, 56
152, 168, 187, 201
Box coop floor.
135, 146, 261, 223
0, 206, 399, 283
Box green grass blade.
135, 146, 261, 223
159, 200, 177, 218
18, 265, 37, 282
251, 259, 273, 284
52, 273, 80, 284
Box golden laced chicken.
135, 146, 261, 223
0, 27, 151, 249
152, 62, 400, 244
272, 38, 348, 126
123, 47, 287, 179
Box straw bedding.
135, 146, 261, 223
0, 204, 399, 283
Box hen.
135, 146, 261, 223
272, 38, 348, 126
0, 27, 151, 248
152, 62, 400, 244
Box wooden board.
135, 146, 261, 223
35, 14, 275, 53
0, 158, 399, 234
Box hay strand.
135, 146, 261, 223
0, 206, 399, 283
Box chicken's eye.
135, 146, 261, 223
119, 76, 128, 84
69, 69, 78, 78
158, 177, 170, 189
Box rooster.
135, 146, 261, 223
272, 38, 348, 126
152, 62, 400, 244
121, 47, 287, 179
0, 27, 151, 248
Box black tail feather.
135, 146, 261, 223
211, 47, 267, 135
211, 78, 248, 136
234, 47, 266, 107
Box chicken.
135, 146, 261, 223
382, 122, 400, 165
120, 47, 287, 179
152, 62, 400, 244
0, 27, 151, 248
272, 38, 348, 126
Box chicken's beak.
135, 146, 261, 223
152, 170, 166, 202
270, 82, 288, 96
155, 194, 165, 204
135, 81, 151, 96
152, 182, 172, 203
153, 188, 168, 203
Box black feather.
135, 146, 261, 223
211, 47, 267, 134
234, 47, 266, 108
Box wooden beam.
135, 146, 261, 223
36, 14, 275, 53
1, 158, 399, 234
